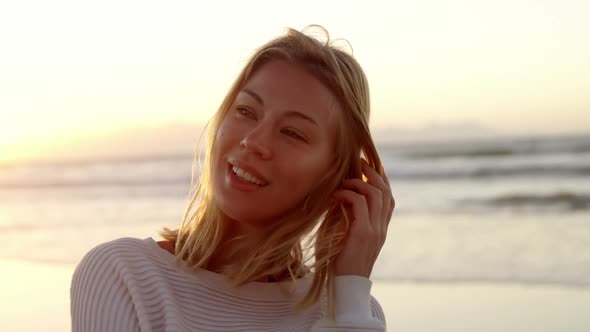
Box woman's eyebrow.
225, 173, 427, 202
240, 88, 319, 127
283, 110, 318, 127
241, 88, 264, 105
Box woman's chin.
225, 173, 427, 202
218, 206, 274, 227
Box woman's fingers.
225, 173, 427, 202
332, 189, 373, 240
341, 178, 382, 225
361, 159, 389, 192
331, 160, 394, 278
360, 159, 394, 231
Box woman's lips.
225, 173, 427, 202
227, 162, 267, 192
227, 159, 270, 184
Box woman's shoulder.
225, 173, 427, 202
70, 237, 162, 331
73, 237, 163, 276
81, 237, 151, 259
94, 236, 150, 250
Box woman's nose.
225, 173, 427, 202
239, 125, 273, 160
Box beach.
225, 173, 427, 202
3, 259, 589, 332
2, 134, 589, 331
373, 281, 590, 332
2, 259, 72, 332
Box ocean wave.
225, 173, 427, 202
371, 276, 590, 287
2, 136, 589, 188
0, 178, 191, 189
0, 155, 197, 189
401, 147, 590, 159
0, 153, 192, 169
388, 164, 590, 180
404, 148, 517, 159
2, 164, 589, 188
463, 191, 590, 211
382, 135, 590, 160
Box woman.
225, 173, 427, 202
71, 25, 395, 331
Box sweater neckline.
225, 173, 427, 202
144, 237, 313, 301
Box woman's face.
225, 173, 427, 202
212, 60, 341, 226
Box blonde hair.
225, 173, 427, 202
160, 25, 383, 319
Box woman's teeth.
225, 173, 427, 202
232, 166, 266, 186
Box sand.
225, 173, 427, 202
372, 281, 590, 332
2, 259, 72, 331
2, 259, 589, 332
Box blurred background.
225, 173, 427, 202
1, 0, 589, 331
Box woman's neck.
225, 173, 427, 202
206, 216, 276, 281
160, 216, 300, 282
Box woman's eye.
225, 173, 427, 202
236, 107, 256, 119
282, 129, 307, 142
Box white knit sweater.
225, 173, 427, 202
70, 237, 386, 331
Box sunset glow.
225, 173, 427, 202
1, 0, 589, 163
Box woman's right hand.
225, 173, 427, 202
332, 159, 395, 278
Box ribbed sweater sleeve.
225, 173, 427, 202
310, 276, 386, 332
70, 242, 140, 332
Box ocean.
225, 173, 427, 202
1, 133, 589, 287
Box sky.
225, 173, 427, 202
1, 0, 589, 163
